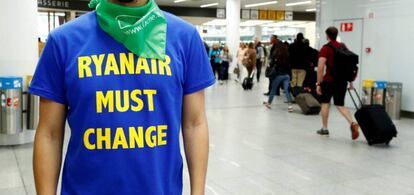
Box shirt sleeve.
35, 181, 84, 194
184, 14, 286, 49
319, 46, 329, 58
28, 34, 67, 105
183, 30, 216, 95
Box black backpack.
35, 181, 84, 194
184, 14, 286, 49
327, 43, 359, 82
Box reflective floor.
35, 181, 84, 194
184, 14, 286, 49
1, 80, 414, 195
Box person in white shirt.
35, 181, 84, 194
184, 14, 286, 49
236, 43, 248, 82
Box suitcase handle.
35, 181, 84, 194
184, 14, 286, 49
249, 70, 256, 79
348, 88, 363, 110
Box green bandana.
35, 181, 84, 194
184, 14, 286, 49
89, 0, 167, 60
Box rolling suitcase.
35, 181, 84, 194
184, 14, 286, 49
295, 93, 321, 115
242, 71, 254, 90
348, 89, 397, 145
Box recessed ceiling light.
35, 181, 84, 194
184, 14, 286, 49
245, 1, 278, 8
306, 8, 316, 12
200, 3, 219, 8
286, 1, 312, 7
173, 0, 187, 3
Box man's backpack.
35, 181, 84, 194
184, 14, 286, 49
327, 43, 359, 82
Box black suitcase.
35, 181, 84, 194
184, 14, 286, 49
242, 71, 254, 90
348, 89, 397, 145
295, 93, 321, 115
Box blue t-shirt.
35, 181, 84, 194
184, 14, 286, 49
209, 49, 221, 64
29, 11, 215, 195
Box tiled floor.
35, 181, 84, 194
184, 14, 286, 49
1, 80, 414, 195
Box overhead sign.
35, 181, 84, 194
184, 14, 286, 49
241, 9, 251, 19
276, 11, 285, 20
216, 8, 226, 18
37, 0, 70, 9
259, 10, 268, 20
285, 11, 293, 20
250, 10, 259, 20
267, 10, 276, 20
341, 22, 353, 32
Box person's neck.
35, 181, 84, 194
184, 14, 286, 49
111, 0, 148, 7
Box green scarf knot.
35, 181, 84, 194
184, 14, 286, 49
89, 0, 167, 60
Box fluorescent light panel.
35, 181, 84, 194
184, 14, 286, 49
173, 0, 186, 3
200, 3, 219, 8
286, 0, 312, 6
306, 8, 316, 12
245, 1, 278, 8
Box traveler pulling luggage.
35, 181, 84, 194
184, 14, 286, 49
242, 71, 255, 90
295, 93, 321, 115
348, 89, 398, 145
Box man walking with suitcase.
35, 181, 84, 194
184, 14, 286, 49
316, 27, 360, 140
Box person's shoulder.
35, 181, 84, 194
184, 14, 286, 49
49, 12, 97, 40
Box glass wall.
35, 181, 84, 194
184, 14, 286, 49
37, 11, 67, 41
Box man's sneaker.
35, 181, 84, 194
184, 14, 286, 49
263, 92, 270, 96
350, 122, 360, 140
316, 129, 329, 136
288, 105, 294, 112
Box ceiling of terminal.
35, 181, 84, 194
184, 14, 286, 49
76, 0, 316, 12
157, 0, 316, 11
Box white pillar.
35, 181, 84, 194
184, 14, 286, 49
0, 0, 38, 80
255, 26, 262, 41
226, 0, 241, 70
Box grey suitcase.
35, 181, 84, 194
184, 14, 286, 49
295, 93, 321, 115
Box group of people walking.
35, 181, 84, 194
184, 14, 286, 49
263, 29, 360, 141
261, 33, 319, 113
208, 43, 232, 85
206, 27, 361, 142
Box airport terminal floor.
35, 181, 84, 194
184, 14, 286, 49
1, 81, 414, 195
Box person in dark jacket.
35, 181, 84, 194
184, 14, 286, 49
264, 35, 283, 96
263, 44, 293, 112
303, 39, 319, 89
289, 33, 308, 87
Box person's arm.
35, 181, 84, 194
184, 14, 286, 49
316, 57, 327, 95
182, 90, 209, 195
33, 98, 66, 195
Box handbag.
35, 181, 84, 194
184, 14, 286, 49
265, 66, 272, 78
265, 63, 277, 78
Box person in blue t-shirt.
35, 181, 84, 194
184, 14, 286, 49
209, 43, 221, 80
30, 0, 215, 194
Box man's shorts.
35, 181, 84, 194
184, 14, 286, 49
320, 81, 348, 106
